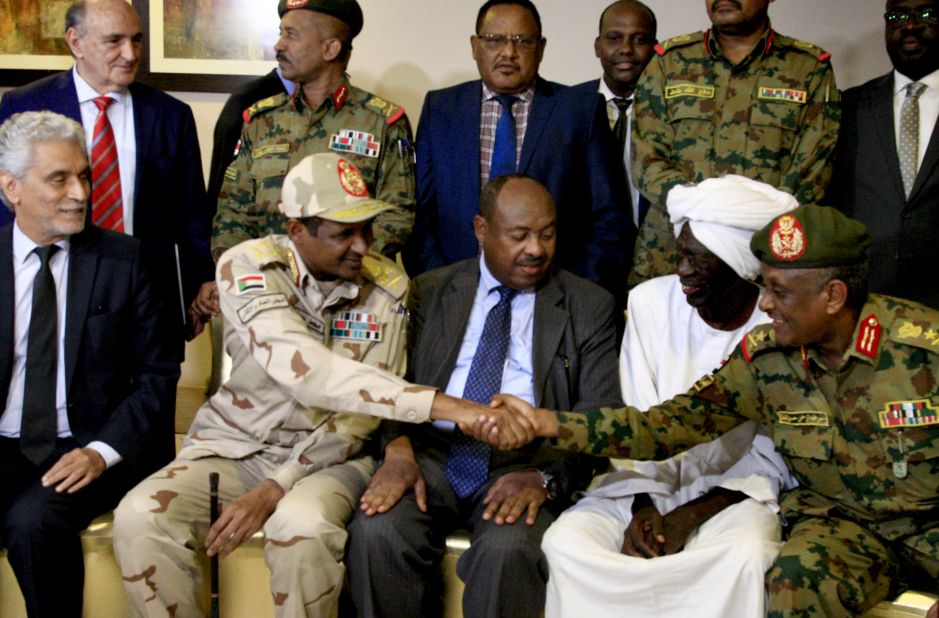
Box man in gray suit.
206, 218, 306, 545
347, 174, 620, 618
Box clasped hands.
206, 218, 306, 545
450, 393, 556, 450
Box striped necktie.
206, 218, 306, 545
91, 96, 124, 232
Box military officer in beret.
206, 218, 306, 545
193, 0, 416, 328
628, 0, 840, 289
483, 205, 939, 617
114, 154, 522, 618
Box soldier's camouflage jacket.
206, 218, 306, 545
212, 76, 416, 260
630, 28, 840, 286
553, 295, 939, 540
179, 234, 435, 492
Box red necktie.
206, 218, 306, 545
91, 96, 124, 232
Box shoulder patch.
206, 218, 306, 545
366, 95, 405, 125
741, 324, 778, 362
892, 320, 939, 354
660, 32, 702, 52
781, 35, 831, 62
362, 253, 408, 299
243, 93, 289, 123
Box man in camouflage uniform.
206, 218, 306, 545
192, 0, 415, 326
485, 205, 939, 617
112, 154, 508, 618
629, 0, 840, 287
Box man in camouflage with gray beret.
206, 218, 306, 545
629, 0, 840, 288
193, 0, 416, 328
485, 205, 939, 617
113, 154, 521, 618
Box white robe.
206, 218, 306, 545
544, 275, 797, 618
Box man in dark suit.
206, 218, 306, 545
0, 111, 177, 617
0, 0, 214, 343
403, 0, 633, 296
829, 0, 939, 309
348, 174, 620, 618
575, 0, 657, 229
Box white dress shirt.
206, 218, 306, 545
893, 67, 939, 174
1, 222, 120, 466
434, 254, 536, 430
73, 66, 137, 234
598, 78, 641, 226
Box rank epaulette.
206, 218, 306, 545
658, 32, 702, 53
366, 95, 406, 125
778, 34, 831, 62
741, 324, 779, 362
242, 93, 289, 123
362, 253, 408, 299
893, 319, 939, 354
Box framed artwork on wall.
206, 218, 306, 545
0, 0, 78, 86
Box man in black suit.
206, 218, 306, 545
0, 111, 177, 617
348, 175, 620, 618
0, 0, 215, 342
829, 0, 939, 309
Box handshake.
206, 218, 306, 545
432, 392, 559, 450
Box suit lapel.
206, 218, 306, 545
532, 274, 565, 408
911, 106, 939, 201
432, 263, 479, 388
64, 228, 99, 393
870, 74, 907, 201
0, 226, 14, 397
130, 84, 150, 216
459, 83, 484, 225
519, 79, 556, 172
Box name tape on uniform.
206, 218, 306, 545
331, 311, 382, 342
777, 411, 830, 427
664, 84, 715, 100
237, 293, 289, 324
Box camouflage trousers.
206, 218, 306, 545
113, 453, 374, 618
766, 515, 939, 617
627, 199, 678, 289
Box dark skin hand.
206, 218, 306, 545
205, 479, 285, 558
482, 469, 547, 526
359, 436, 427, 516
41, 447, 106, 494
622, 488, 746, 558
928, 601, 938, 618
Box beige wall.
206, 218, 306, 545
2, 0, 895, 180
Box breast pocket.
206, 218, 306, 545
747, 102, 800, 170
667, 102, 713, 162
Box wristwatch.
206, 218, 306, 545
537, 469, 559, 500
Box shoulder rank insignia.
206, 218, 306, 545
791, 38, 831, 62
692, 374, 715, 393
366, 95, 406, 125
855, 314, 882, 359
894, 319, 939, 351
362, 255, 407, 299
331, 311, 382, 342
330, 129, 380, 158
741, 325, 777, 362
880, 400, 939, 428
660, 32, 697, 52
243, 94, 287, 123
224, 166, 239, 182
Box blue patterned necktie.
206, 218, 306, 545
489, 94, 518, 180
446, 285, 517, 498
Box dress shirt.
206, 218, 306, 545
893, 67, 939, 172
292, 239, 360, 312
73, 66, 137, 234
1, 222, 120, 466
435, 254, 535, 430
598, 78, 641, 226
479, 83, 535, 186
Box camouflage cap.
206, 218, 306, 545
750, 204, 871, 269
277, 0, 363, 38
278, 153, 391, 223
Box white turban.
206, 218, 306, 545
667, 175, 799, 280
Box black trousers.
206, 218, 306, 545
0, 437, 136, 618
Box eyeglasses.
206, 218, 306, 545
885, 7, 938, 27
477, 33, 543, 52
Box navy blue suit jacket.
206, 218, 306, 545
828, 72, 939, 309
0, 71, 214, 336
0, 224, 179, 473
404, 78, 634, 294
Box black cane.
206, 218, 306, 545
209, 472, 220, 618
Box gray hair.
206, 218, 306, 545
65, 1, 89, 36
0, 111, 87, 181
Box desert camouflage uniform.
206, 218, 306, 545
114, 234, 434, 618
212, 76, 416, 260
629, 28, 840, 287
550, 294, 939, 616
